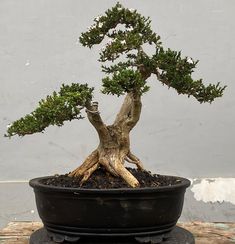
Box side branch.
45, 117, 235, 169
86, 102, 109, 139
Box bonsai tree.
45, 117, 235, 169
6, 3, 225, 187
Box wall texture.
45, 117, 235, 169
0, 0, 234, 227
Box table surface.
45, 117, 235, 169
0, 222, 235, 244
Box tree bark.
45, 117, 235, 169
69, 92, 144, 187
114, 91, 142, 131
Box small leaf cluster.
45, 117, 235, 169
102, 69, 149, 96
5, 83, 94, 137
101, 60, 135, 74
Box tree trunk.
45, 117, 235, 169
69, 92, 144, 188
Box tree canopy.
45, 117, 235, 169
5, 2, 226, 138
80, 2, 225, 101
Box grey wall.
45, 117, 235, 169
0, 0, 235, 227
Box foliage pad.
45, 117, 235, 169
6, 84, 93, 137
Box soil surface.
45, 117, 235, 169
42, 167, 182, 189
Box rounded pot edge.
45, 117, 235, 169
29, 175, 191, 194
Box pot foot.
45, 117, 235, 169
135, 226, 194, 243
30, 226, 195, 244
29, 228, 80, 243
135, 232, 171, 243
47, 230, 80, 243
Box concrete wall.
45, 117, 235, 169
0, 0, 234, 227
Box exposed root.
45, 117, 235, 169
113, 161, 139, 187
125, 151, 144, 170
101, 154, 139, 187
69, 150, 98, 177
69, 150, 142, 187
80, 162, 99, 185
99, 158, 119, 176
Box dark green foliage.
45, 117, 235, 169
102, 69, 149, 96
6, 3, 226, 138
153, 48, 226, 103
5, 83, 94, 137
79, 2, 160, 52
79, 2, 161, 96
80, 2, 226, 100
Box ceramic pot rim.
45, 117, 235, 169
29, 175, 190, 194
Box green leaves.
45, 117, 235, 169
79, 2, 226, 103
5, 83, 94, 137
79, 2, 161, 62
5, 3, 226, 141
153, 48, 226, 103
102, 69, 149, 96
79, 2, 162, 96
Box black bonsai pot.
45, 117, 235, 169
29, 176, 190, 238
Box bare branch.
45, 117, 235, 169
136, 47, 152, 80
85, 101, 109, 139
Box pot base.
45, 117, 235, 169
29, 226, 195, 244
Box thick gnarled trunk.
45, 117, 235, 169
69, 91, 143, 187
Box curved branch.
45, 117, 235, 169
85, 101, 109, 140
136, 47, 152, 80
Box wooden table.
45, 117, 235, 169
0, 222, 235, 244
